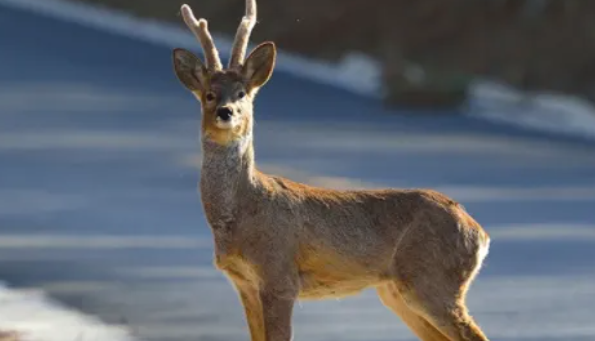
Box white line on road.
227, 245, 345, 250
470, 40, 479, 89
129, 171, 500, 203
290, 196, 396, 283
0, 234, 212, 249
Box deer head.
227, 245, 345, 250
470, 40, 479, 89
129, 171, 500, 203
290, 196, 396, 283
173, 0, 276, 146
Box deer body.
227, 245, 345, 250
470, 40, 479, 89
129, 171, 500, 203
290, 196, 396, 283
173, 2, 491, 340
202, 134, 490, 299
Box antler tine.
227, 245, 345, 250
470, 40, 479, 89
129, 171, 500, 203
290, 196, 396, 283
181, 4, 223, 71
228, 0, 257, 69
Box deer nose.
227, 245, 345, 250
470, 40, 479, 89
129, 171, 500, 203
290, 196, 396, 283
216, 107, 233, 121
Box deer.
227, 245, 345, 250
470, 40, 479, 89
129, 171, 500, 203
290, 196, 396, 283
171, 1, 491, 340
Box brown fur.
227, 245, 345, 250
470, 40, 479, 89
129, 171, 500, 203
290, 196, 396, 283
172, 2, 491, 341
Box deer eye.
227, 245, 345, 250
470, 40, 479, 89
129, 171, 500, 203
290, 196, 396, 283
237, 91, 246, 99
205, 92, 216, 102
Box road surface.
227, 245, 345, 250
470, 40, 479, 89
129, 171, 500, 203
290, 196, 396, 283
1, 4, 595, 341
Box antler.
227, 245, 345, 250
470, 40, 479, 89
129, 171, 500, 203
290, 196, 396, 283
228, 0, 257, 69
181, 4, 223, 71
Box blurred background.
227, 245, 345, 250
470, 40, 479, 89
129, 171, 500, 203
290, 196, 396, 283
74, 0, 595, 108
0, 0, 594, 340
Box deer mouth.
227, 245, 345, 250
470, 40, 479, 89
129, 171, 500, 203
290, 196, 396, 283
215, 116, 236, 130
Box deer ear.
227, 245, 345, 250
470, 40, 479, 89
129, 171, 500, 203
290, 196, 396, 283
173, 48, 209, 93
242, 42, 276, 91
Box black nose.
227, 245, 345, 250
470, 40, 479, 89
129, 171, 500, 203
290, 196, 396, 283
216, 107, 233, 121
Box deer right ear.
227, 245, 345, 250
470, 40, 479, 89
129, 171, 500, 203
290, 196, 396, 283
242, 42, 277, 91
173, 48, 209, 93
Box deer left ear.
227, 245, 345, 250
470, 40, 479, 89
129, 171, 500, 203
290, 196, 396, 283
173, 48, 209, 93
242, 42, 276, 91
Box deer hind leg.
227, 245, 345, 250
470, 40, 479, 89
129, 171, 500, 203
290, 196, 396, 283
391, 234, 490, 341
396, 281, 489, 341
377, 283, 451, 341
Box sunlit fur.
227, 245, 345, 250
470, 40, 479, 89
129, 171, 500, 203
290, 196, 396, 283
181, 4, 222, 71
173, 2, 491, 341
229, 0, 257, 69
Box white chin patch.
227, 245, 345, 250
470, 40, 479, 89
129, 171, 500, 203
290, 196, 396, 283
215, 118, 235, 130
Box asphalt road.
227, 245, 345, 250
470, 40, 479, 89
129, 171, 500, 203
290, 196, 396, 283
1, 4, 595, 341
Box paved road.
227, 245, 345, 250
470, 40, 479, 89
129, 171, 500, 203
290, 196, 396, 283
1, 4, 595, 341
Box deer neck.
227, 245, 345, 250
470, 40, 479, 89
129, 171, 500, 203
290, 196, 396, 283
199, 132, 256, 229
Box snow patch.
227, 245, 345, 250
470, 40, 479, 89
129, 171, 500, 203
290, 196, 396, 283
467, 79, 595, 140
0, 283, 135, 341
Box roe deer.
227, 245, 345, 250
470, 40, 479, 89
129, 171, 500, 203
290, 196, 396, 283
172, 1, 491, 340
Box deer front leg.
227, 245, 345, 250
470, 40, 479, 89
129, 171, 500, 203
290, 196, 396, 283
237, 285, 265, 341
259, 288, 296, 341
232, 266, 298, 341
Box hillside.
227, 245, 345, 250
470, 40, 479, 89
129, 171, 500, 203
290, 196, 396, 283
73, 0, 595, 108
